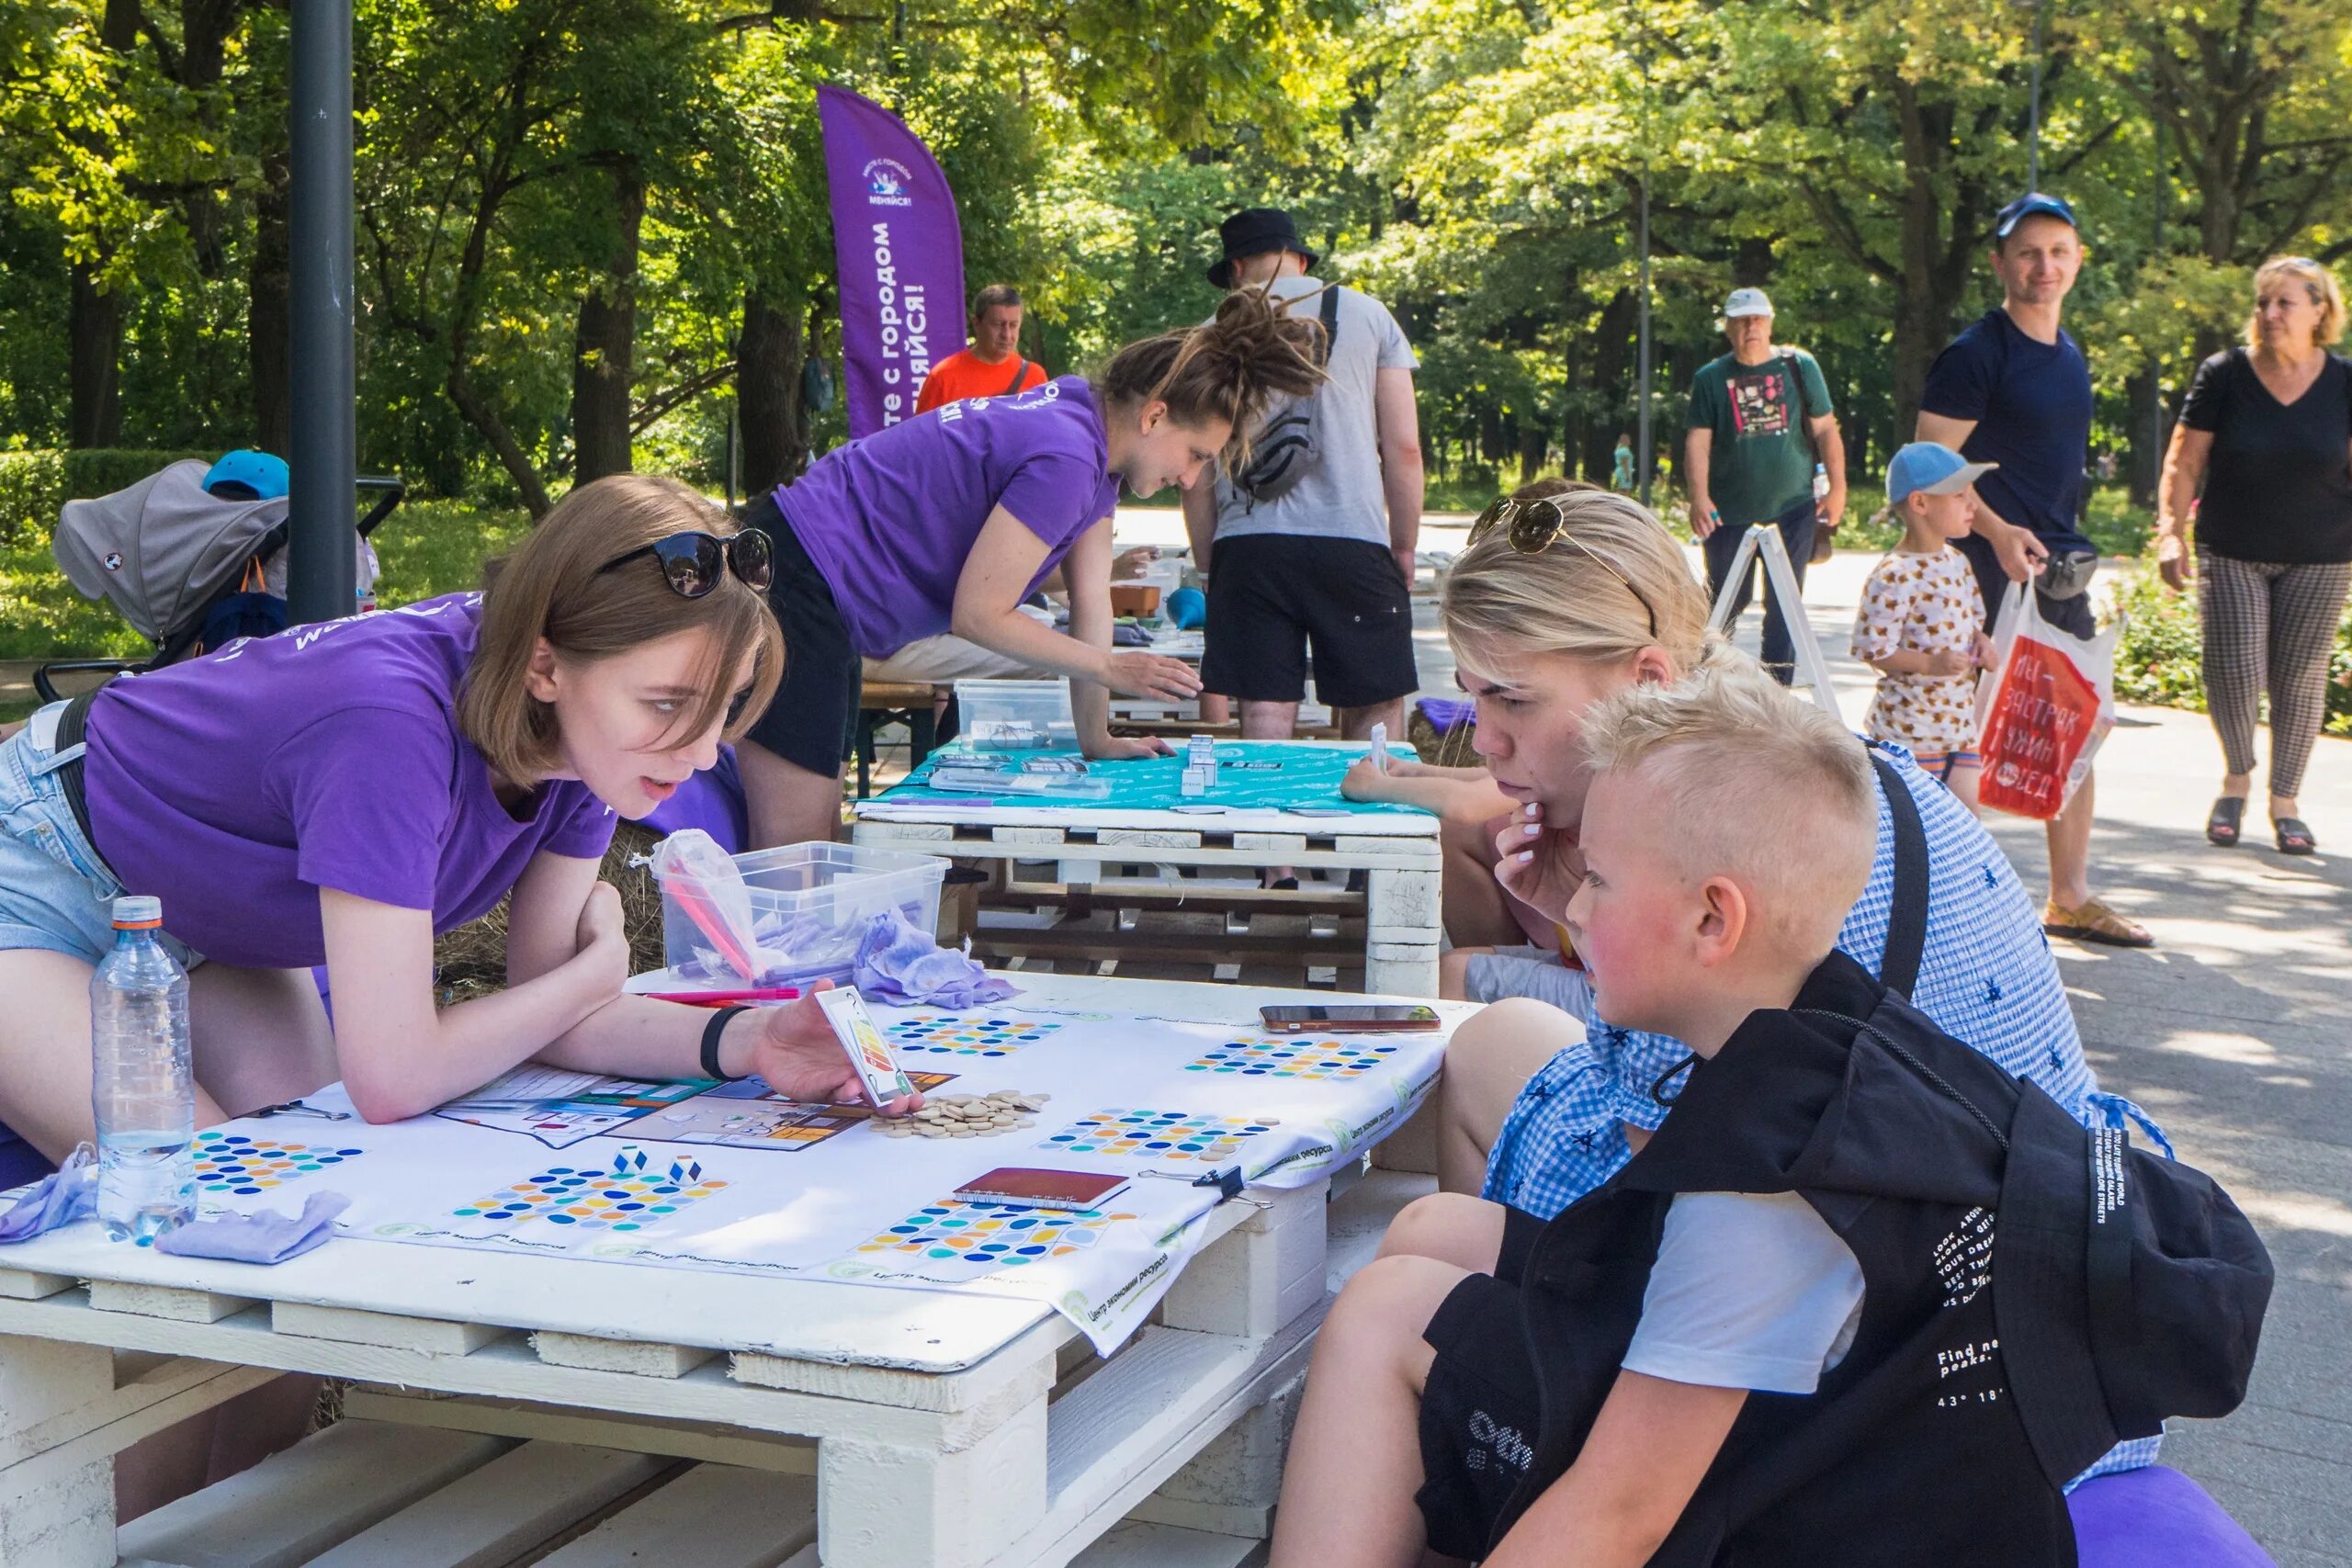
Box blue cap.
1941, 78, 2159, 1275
1996, 192, 2081, 240
1886, 442, 1996, 504
202, 449, 288, 502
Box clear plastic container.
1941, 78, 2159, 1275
650, 840, 947, 988
956, 679, 1077, 751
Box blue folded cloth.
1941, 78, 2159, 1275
852, 907, 1017, 1009
0, 1145, 95, 1243
153, 1190, 347, 1264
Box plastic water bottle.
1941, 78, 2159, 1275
1812, 461, 1830, 507
90, 896, 194, 1244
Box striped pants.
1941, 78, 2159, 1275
2198, 552, 2352, 797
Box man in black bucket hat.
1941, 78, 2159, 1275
1206, 208, 1318, 289
1186, 207, 1425, 787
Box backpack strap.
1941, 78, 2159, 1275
1868, 749, 1929, 998
1001, 356, 1029, 396
1317, 284, 1341, 366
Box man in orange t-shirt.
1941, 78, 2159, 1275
915, 283, 1049, 412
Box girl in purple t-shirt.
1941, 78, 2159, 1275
0, 475, 922, 1164
739, 289, 1329, 847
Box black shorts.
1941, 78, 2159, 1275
1953, 532, 2097, 639
1416, 1205, 1547, 1560
741, 493, 864, 778
1200, 534, 1418, 708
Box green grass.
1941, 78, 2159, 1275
0, 498, 531, 663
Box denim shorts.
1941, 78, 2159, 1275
0, 702, 203, 970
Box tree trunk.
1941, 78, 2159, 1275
571, 161, 646, 487
738, 287, 808, 496
250, 149, 292, 455
69, 267, 126, 448
1518, 421, 1547, 486
449, 367, 555, 516
66, 0, 142, 448
1584, 289, 1639, 480
2127, 369, 2165, 509
1732, 235, 1774, 289
179, 0, 241, 276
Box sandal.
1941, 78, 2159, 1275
2206, 795, 2245, 847
2274, 818, 2317, 856
2043, 897, 2155, 949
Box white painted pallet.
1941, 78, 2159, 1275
0, 973, 1440, 1566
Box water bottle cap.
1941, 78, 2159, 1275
110, 896, 164, 930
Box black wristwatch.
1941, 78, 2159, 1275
700, 1006, 752, 1082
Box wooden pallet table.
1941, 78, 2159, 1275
0, 976, 1449, 1568
853, 811, 1442, 998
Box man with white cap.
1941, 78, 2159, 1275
1683, 288, 1848, 682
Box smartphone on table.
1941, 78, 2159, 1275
1260, 1003, 1442, 1034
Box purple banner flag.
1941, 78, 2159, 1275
818, 85, 967, 438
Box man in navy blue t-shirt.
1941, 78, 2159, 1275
1917, 193, 2154, 949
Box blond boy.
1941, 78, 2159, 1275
1269, 661, 2082, 1567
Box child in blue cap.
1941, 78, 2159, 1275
1850, 442, 1999, 810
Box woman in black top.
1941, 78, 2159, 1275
2154, 256, 2352, 854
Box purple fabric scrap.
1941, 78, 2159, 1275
153, 1190, 348, 1264
852, 907, 1017, 1008
0, 1145, 95, 1243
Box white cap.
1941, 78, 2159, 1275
110, 896, 162, 929
1720, 288, 1773, 321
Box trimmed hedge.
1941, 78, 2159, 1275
0, 448, 220, 545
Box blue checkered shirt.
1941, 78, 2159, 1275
1480, 742, 2169, 1483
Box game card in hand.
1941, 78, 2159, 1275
815, 987, 919, 1107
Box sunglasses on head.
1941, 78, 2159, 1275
1468, 497, 1659, 640
601, 528, 775, 598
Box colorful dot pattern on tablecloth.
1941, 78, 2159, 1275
1183, 1039, 1402, 1079
882, 1015, 1064, 1058
452, 1166, 729, 1232
854, 1199, 1137, 1271
1040, 1109, 1276, 1164
192, 1131, 365, 1195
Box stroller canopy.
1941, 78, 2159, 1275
53, 460, 288, 645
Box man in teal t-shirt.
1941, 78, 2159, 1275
1684, 288, 1848, 682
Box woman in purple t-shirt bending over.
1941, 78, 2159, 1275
0, 475, 922, 1156
740, 289, 1328, 847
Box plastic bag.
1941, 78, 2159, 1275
1973, 582, 2119, 820
648, 829, 760, 980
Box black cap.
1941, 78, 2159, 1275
1994, 1089, 2272, 1484
1209, 208, 1317, 289
1996, 191, 2082, 240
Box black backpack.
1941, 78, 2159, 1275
1230, 285, 1343, 508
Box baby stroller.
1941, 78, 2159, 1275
34, 456, 404, 703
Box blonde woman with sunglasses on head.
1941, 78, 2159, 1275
1369, 492, 2158, 1413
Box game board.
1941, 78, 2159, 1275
1183, 1038, 1407, 1079
879, 739, 1423, 818
451, 1147, 729, 1234
627, 1072, 956, 1151
884, 1014, 1065, 1057
1039, 1109, 1278, 1165
841, 1195, 1139, 1278
435, 1063, 956, 1152
192, 1131, 365, 1196
185, 979, 1462, 1353
435, 1066, 708, 1149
